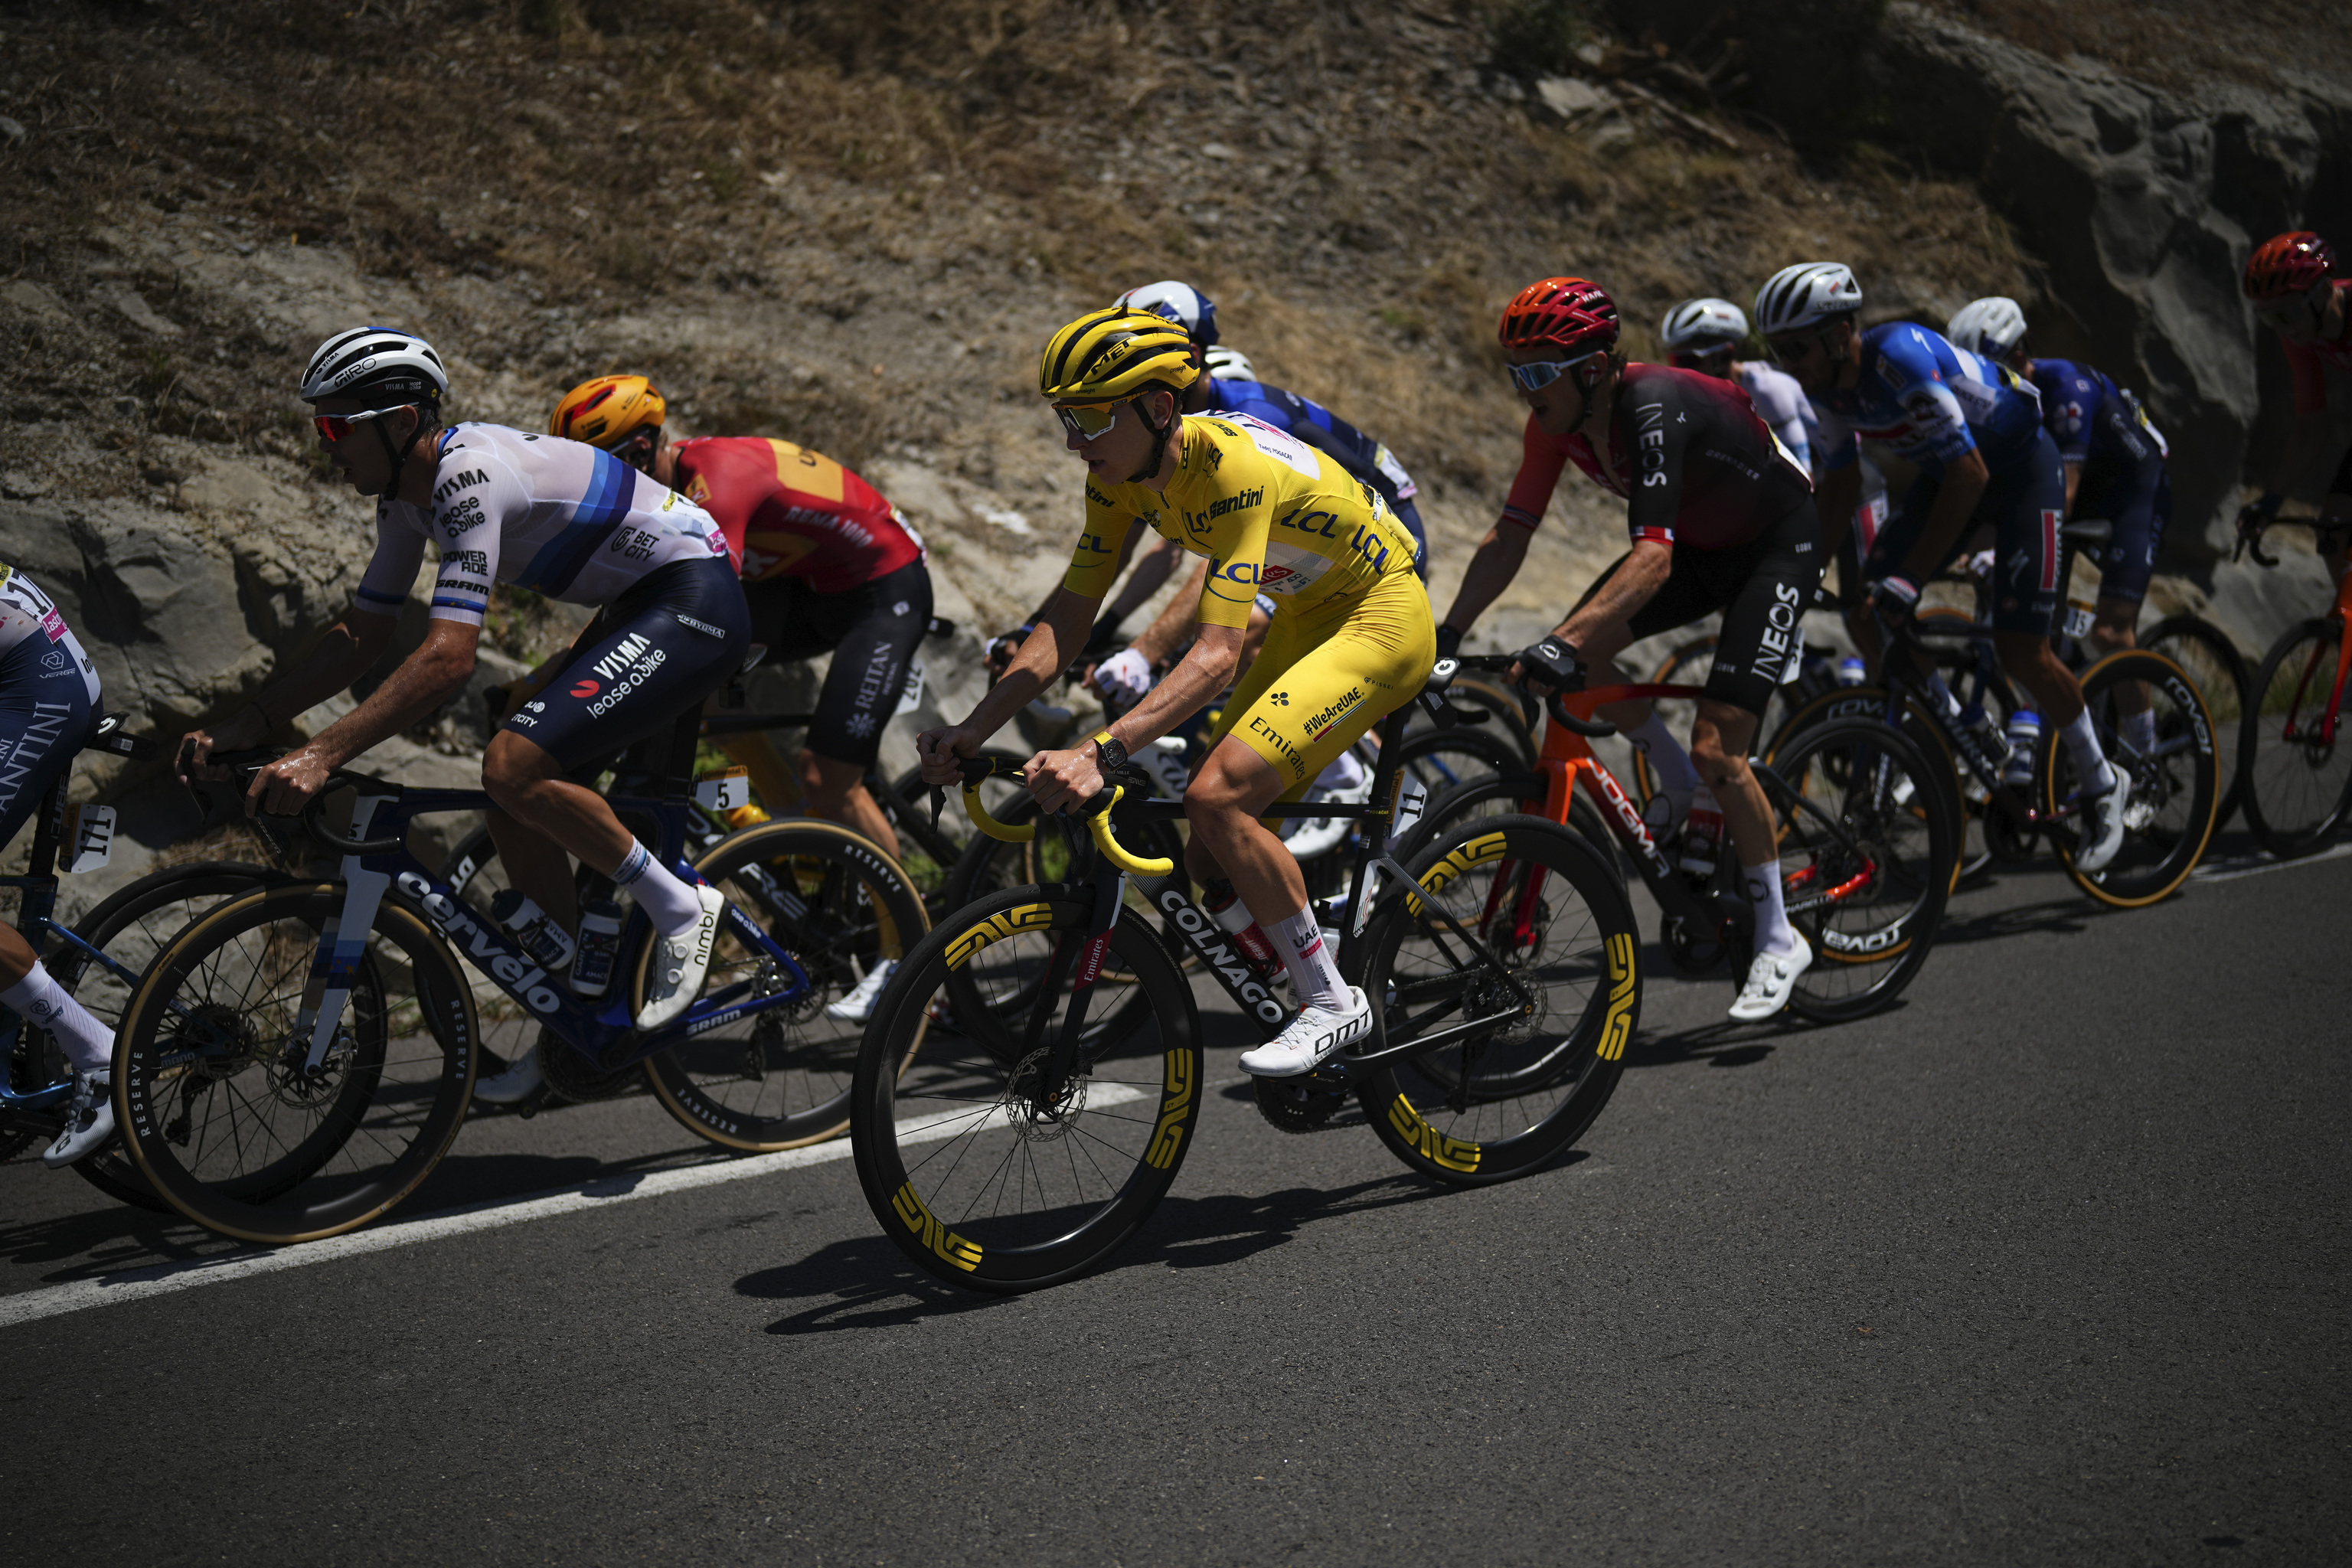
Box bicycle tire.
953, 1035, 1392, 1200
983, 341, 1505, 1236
114, 884, 478, 1244
44, 861, 289, 1208
1401, 768, 1627, 887
885, 750, 1031, 900
851, 887, 1203, 1293
1421, 672, 1540, 766
2047, 649, 2222, 906
1351, 814, 1639, 1186
638, 819, 929, 1151
2141, 614, 2250, 831
1766, 683, 1969, 890
1759, 717, 1955, 1021
1386, 723, 1525, 799
2239, 619, 2352, 860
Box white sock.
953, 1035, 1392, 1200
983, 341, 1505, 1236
1743, 861, 1798, 959
1628, 713, 1700, 795
2120, 708, 2157, 760
2060, 708, 2118, 795
1268, 905, 1348, 1013
2, 961, 114, 1073
612, 841, 706, 936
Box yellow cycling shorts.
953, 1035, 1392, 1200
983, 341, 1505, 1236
1205, 567, 1436, 799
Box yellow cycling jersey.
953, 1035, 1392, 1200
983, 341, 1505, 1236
1062, 412, 1420, 629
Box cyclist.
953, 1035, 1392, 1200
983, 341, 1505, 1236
547, 374, 929, 864
2238, 231, 2352, 579
0, 564, 116, 1168
1947, 296, 2173, 757
918, 307, 1433, 1076
1754, 262, 2131, 873
181, 328, 749, 1034
1435, 276, 1825, 1021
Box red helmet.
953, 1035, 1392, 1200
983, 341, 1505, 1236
1498, 276, 1621, 357
2243, 231, 2334, 301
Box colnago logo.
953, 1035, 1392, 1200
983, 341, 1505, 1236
1155, 887, 1286, 1024
394, 871, 565, 1012
1750, 581, 1803, 683
1302, 685, 1367, 741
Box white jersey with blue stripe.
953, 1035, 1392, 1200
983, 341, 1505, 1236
1809, 322, 2044, 477
1733, 361, 1816, 475
355, 423, 729, 627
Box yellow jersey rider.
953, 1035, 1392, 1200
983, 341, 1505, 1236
917, 308, 1435, 1076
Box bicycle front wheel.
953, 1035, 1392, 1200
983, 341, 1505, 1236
640, 819, 929, 1152
2141, 615, 2249, 831
851, 887, 1203, 1293
2050, 650, 2222, 906
1762, 717, 1955, 1021
1354, 814, 1639, 1186
2239, 619, 2352, 859
114, 885, 478, 1244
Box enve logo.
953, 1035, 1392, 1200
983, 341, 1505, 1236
570, 679, 599, 698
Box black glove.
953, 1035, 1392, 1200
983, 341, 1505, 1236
1434, 622, 1463, 662
1514, 638, 1584, 694
985, 624, 1033, 678
1865, 572, 1921, 624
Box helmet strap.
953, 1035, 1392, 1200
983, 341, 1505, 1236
372, 403, 436, 501
1127, 393, 1178, 485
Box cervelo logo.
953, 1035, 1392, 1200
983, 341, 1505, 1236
1155, 887, 1286, 1024
395, 871, 565, 1013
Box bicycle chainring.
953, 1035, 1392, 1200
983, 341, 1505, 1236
1252, 1067, 1351, 1133
537, 1029, 636, 1102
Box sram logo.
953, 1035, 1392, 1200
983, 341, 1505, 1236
395, 871, 564, 1013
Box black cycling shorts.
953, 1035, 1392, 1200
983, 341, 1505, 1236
502, 555, 750, 771
0, 632, 100, 849
745, 558, 933, 769
1606, 498, 1826, 717
1869, 426, 2069, 635
2075, 459, 2170, 606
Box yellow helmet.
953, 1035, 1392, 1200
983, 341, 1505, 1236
549, 374, 667, 451
1038, 308, 1200, 403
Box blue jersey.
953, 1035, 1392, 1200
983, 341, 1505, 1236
2027, 358, 2167, 478
1808, 322, 2046, 479
1203, 377, 1417, 504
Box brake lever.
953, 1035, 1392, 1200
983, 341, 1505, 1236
929, 784, 946, 831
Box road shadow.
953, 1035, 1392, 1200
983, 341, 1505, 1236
737, 1235, 1019, 1333
0, 1197, 237, 1283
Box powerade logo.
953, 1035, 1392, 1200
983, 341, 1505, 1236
1155, 887, 1286, 1025
395, 871, 565, 1013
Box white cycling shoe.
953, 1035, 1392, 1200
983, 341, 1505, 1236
825, 959, 899, 1024
1728, 936, 1812, 1023
43, 1070, 114, 1168
472, 1046, 544, 1105
1239, 987, 1374, 1077
2074, 768, 2133, 874
635, 884, 727, 1033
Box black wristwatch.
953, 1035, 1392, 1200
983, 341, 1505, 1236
1090, 730, 1129, 774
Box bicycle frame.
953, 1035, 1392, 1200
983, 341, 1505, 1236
0, 780, 138, 1118
2274, 567, 2352, 749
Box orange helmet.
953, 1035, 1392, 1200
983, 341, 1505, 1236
1498, 277, 1620, 357
2243, 232, 2334, 302
549, 374, 667, 452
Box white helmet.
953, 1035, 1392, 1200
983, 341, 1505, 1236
1203, 345, 1259, 381
1112, 280, 1218, 346
1659, 298, 1750, 351
1753, 263, 1864, 336
301, 327, 449, 407
1946, 296, 2029, 360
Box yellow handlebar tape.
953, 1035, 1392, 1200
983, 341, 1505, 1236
963, 780, 1036, 843
1086, 786, 1175, 877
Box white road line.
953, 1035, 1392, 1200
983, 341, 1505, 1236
0, 1082, 1152, 1331
2190, 841, 2352, 883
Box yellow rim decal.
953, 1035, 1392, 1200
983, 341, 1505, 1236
1404, 830, 1510, 916
1145, 1048, 1196, 1170
1388, 1096, 1482, 1172
945, 903, 1054, 970
891, 1181, 982, 1272
1599, 931, 1636, 1060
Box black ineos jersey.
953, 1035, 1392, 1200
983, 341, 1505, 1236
1508, 363, 1815, 552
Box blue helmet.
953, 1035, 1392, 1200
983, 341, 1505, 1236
1113, 280, 1219, 348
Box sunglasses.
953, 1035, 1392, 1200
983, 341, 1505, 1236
1766, 332, 1828, 364
1506, 351, 1605, 393
312, 404, 413, 443
1055, 399, 1131, 440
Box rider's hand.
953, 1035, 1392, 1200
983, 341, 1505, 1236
177, 704, 269, 785
984, 625, 1033, 679
1088, 648, 1154, 704
1434, 622, 1463, 662
916, 724, 979, 787
1024, 744, 1106, 817
1866, 573, 1922, 624
2236, 496, 2284, 540
245, 745, 332, 819
1511, 637, 1584, 697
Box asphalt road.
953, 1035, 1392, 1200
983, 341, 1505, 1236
3, 825, 2347, 1566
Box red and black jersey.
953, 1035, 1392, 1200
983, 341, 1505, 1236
673, 436, 923, 595
1500, 362, 1814, 551
2282, 279, 2352, 415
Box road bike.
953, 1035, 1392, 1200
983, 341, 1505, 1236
2235, 514, 2352, 858
1406, 656, 1957, 1021
112, 708, 928, 1243
848, 658, 1641, 1293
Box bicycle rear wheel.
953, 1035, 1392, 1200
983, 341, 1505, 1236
114, 885, 478, 1244
1387, 724, 1524, 800
2239, 619, 2352, 859
851, 887, 1203, 1292
1760, 717, 1955, 1021
640, 819, 929, 1151
2048, 650, 2221, 906
1353, 815, 1638, 1185
2141, 615, 2249, 831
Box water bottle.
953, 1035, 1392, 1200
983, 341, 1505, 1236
570, 899, 625, 998
1204, 884, 1281, 974
2003, 711, 2040, 788
1957, 701, 2012, 770
490, 888, 576, 972
1678, 785, 1723, 881
1836, 656, 1867, 688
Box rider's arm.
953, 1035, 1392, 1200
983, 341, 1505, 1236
1101, 534, 1185, 626
989, 519, 1145, 674
1440, 416, 1567, 634
1127, 558, 1209, 666
2063, 459, 2083, 514
299, 618, 479, 772
1898, 447, 1990, 584
1556, 539, 1674, 647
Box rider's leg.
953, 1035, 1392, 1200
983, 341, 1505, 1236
717, 727, 807, 815
1183, 742, 1340, 1006
0, 923, 111, 1073
482, 731, 675, 934
1691, 701, 1798, 961
799, 750, 900, 859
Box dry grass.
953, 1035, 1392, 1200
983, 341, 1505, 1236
1920, 0, 2352, 94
